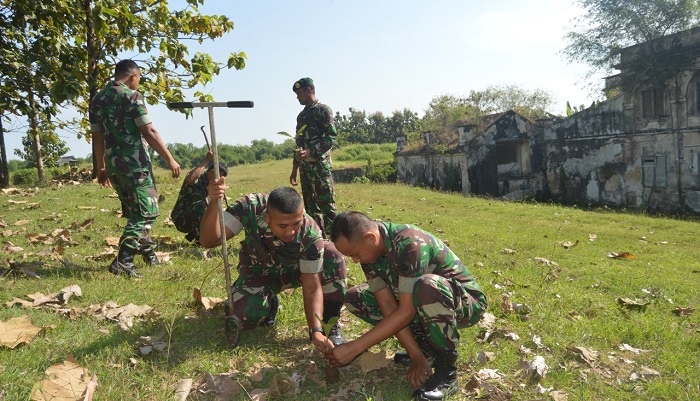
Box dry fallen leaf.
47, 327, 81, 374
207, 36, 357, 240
269, 372, 298, 397
357, 349, 389, 373
501, 248, 517, 254
174, 378, 193, 401
30, 355, 91, 401
105, 237, 120, 247
0, 315, 43, 348
534, 257, 559, 266
608, 251, 637, 260
13, 219, 31, 226
567, 346, 598, 366
672, 306, 695, 317
198, 372, 241, 399
617, 297, 650, 309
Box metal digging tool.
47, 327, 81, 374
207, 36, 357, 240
168, 101, 254, 346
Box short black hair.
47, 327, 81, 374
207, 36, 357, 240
115, 59, 139, 78
267, 187, 302, 214
330, 211, 375, 242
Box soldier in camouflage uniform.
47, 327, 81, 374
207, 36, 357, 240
289, 77, 338, 236
170, 151, 228, 244
200, 183, 347, 350
90, 59, 181, 278
325, 211, 487, 401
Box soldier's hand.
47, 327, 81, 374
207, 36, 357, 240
311, 332, 333, 353
97, 168, 111, 188
407, 353, 432, 389
204, 150, 214, 163
207, 176, 227, 200
296, 148, 311, 161
169, 160, 181, 178
289, 173, 298, 186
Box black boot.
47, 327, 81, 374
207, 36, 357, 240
413, 349, 459, 401
139, 226, 160, 265
259, 295, 279, 327
394, 322, 432, 366
141, 248, 160, 266
323, 301, 345, 346
109, 244, 142, 278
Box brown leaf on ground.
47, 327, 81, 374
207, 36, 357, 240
2, 229, 20, 237
501, 248, 517, 254
608, 251, 637, 260
357, 349, 389, 373
5, 298, 34, 308
269, 372, 298, 397
629, 366, 660, 382
13, 219, 31, 226
83, 247, 117, 262
567, 346, 598, 366
30, 355, 92, 401
71, 218, 94, 232
162, 216, 175, 227
1, 188, 22, 195
84, 374, 98, 401
672, 306, 695, 317
197, 372, 241, 399
154, 251, 175, 263
534, 257, 559, 266
551, 390, 568, 401
105, 237, 120, 247
174, 378, 193, 401
0, 315, 43, 348
27, 233, 54, 245
103, 303, 159, 330
617, 297, 650, 309
77, 206, 96, 210
618, 343, 648, 354
250, 388, 269, 401
9, 260, 44, 278
558, 240, 579, 249
2, 241, 24, 253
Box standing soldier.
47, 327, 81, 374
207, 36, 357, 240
325, 212, 488, 401
289, 77, 338, 236
91, 59, 181, 278
200, 183, 346, 348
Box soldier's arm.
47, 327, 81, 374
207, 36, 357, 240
199, 176, 240, 247
185, 150, 213, 185
300, 272, 328, 351
310, 107, 337, 159
91, 130, 110, 188
138, 123, 181, 178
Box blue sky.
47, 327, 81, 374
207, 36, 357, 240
6, 0, 596, 160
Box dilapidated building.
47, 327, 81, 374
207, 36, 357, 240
396, 27, 700, 214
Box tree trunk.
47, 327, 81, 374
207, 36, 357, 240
0, 117, 9, 188
83, 0, 99, 178
27, 92, 45, 184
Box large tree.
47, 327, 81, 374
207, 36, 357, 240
562, 0, 700, 89
0, 0, 246, 183
466, 85, 555, 121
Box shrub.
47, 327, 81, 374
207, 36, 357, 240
11, 168, 39, 187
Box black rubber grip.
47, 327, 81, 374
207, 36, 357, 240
168, 102, 192, 109
227, 101, 254, 108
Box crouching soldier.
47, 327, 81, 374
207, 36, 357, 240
170, 151, 228, 244
324, 211, 487, 401
200, 181, 347, 350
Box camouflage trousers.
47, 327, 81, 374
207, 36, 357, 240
299, 161, 337, 235
109, 170, 159, 253
345, 274, 488, 351
171, 181, 208, 243
230, 241, 347, 329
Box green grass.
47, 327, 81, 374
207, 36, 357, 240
2, 159, 700, 400
332, 143, 396, 169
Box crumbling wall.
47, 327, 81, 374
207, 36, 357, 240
396, 153, 467, 193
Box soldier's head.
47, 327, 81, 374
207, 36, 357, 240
206, 162, 228, 183
114, 59, 141, 90
330, 212, 383, 264
265, 187, 304, 243
293, 77, 316, 106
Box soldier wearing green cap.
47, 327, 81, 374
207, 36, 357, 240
290, 77, 338, 236
90, 59, 181, 278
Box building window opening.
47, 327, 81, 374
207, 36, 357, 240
496, 140, 531, 176
642, 155, 667, 188
641, 88, 665, 118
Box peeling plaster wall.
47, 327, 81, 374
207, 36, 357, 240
396, 153, 467, 194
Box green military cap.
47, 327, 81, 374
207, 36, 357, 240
293, 77, 314, 92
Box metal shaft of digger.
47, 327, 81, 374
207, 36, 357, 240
168, 101, 254, 345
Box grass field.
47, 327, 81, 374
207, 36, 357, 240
1, 158, 699, 400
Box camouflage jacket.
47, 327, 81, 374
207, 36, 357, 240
170, 173, 210, 237
362, 222, 484, 297
223, 193, 325, 273
295, 100, 337, 163
89, 81, 153, 176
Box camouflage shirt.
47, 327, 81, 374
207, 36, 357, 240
90, 81, 153, 176
362, 222, 483, 297
223, 193, 325, 273
295, 100, 337, 163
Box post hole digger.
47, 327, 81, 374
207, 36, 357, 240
168, 100, 253, 346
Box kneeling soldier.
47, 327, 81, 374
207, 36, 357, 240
200, 182, 347, 350
325, 212, 487, 401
